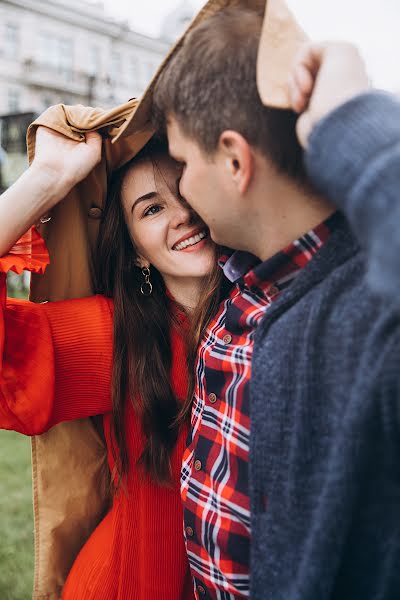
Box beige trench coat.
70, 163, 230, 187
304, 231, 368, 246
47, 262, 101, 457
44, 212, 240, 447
27, 100, 153, 600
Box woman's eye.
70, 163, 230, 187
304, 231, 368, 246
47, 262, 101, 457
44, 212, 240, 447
143, 204, 162, 217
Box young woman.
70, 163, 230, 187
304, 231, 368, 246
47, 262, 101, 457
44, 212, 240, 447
0, 127, 224, 599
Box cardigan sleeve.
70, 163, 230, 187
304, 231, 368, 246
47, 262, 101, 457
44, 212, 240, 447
0, 228, 113, 436
305, 91, 400, 302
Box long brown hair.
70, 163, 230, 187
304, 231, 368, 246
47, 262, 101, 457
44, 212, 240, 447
96, 138, 225, 485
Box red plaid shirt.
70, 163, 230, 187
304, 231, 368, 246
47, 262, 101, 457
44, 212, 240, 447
182, 216, 336, 599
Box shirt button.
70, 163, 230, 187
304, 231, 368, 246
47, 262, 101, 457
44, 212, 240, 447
223, 334, 232, 344
268, 284, 279, 296
194, 459, 202, 471
197, 585, 206, 595
185, 526, 194, 537
208, 393, 217, 404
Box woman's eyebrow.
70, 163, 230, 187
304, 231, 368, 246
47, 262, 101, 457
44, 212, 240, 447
131, 191, 158, 213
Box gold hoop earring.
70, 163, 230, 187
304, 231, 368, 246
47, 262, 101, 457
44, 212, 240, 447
140, 267, 153, 296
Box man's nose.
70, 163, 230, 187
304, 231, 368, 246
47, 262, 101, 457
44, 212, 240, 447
179, 175, 185, 200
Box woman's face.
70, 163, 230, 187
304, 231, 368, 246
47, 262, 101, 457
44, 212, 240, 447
121, 153, 215, 291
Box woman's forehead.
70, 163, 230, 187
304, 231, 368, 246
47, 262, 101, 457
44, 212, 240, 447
122, 154, 182, 199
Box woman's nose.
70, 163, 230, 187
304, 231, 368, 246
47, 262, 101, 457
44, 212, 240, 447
170, 202, 193, 228
171, 205, 192, 227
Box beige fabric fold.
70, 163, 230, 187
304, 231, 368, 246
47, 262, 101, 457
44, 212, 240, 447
257, 0, 308, 108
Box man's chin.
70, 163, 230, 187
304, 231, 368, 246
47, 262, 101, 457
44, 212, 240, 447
209, 228, 224, 246
209, 229, 236, 250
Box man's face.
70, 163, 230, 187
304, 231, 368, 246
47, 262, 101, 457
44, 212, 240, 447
167, 116, 240, 247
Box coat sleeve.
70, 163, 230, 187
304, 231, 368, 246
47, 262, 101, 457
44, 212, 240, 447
305, 91, 400, 303
0, 229, 113, 436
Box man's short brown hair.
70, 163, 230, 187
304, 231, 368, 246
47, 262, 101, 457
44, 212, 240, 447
153, 7, 307, 184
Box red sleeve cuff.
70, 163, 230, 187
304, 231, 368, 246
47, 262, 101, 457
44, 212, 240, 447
0, 227, 49, 275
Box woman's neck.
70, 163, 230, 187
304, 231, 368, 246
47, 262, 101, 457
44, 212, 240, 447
164, 276, 206, 314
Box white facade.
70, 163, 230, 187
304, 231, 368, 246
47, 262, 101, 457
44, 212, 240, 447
160, 0, 197, 43
0, 0, 171, 115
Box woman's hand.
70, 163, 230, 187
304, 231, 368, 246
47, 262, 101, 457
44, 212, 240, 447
31, 126, 102, 200
0, 126, 102, 256
288, 42, 370, 148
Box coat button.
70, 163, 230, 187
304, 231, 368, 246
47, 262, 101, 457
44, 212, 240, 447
223, 334, 232, 344
88, 207, 103, 219
194, 459, 202, 471
185, 526, 194, 537
208, 393, 217, 404
197, 585, 206, 595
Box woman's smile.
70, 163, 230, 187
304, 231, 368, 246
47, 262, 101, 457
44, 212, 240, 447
172, 228, 209, 252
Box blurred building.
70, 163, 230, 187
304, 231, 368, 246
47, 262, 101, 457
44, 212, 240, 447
0, 0, 171, 115
0, 0, 197, 187
160, 0, 197, 43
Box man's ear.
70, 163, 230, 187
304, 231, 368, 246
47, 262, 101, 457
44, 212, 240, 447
218, 130, 254, 194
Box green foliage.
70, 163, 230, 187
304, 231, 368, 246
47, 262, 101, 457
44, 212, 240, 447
0, 431, 34, 599
7, 273, 29, 300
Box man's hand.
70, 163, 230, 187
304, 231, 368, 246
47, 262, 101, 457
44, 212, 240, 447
288, 42, 370, 148
31, 126, 102, 200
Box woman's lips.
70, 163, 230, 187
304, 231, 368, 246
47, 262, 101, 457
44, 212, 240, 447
172, 229, 208, 251
175, 237, 209, 253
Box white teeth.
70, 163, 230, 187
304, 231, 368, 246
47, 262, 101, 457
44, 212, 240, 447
173, 230, 207, 251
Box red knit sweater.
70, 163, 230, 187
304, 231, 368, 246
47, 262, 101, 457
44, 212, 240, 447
0, 230, 194, 599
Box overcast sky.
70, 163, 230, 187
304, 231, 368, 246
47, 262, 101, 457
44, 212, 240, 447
98, 0, 399, 91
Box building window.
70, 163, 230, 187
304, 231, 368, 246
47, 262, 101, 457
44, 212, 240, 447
89, 45, 101, 77
38, 32, 52, 64
129, 57, 138, 87
8, 89, 20, 113
4, 23, 19, 58
41, 94, 53, 110
110, 51, 121, 85
58, 39, 73, 79
37, 32, 73, 79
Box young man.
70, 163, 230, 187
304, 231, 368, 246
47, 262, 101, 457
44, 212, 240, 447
153, 7, 400, 600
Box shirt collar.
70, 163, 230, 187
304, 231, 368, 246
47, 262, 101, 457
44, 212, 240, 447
220, 211, 342, 295
218, 250, 259, 283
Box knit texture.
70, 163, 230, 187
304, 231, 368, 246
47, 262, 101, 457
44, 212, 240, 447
249, 92, 400, 600
0, 281, 194, 600
306, 90, 400, 300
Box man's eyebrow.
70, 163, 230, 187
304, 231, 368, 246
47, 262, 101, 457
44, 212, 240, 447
131, 191, 158, 213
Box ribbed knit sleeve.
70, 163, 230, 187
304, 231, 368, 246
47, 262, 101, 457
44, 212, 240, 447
305, 91, 400, 300
1, 292, 114, 435
0, 232, 113, 435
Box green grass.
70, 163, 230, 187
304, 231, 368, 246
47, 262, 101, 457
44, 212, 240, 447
0, 430, 34, 599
